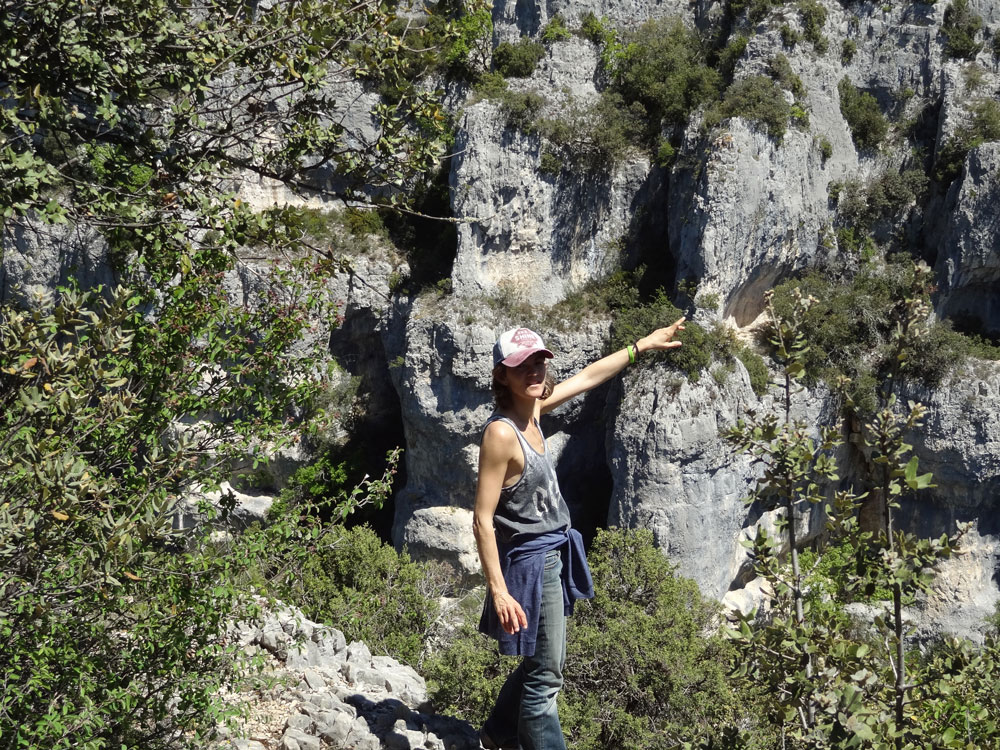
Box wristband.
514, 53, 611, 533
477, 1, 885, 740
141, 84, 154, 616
627, 344, 636, 364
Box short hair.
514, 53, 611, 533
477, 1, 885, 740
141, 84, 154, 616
491, 364, 555, 410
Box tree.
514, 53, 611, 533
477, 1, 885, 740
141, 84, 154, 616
0, 0, 446, 745
723, 268, 987, 749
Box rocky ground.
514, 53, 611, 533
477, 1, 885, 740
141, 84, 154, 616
218, 603, 481, 750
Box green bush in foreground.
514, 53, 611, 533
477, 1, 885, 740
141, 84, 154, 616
425, 528, 772, 748
560, 528, 772, 750
262, 520, 440, 665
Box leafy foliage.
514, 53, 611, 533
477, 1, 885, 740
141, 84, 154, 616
0, 275, 343, 748
934, 99, 1000, 183
798, 0, 828, 47
770, 261, 997, 412
260, 520, 442, 665
604, 18, 721, 148
1, 0, 451, 239
542, 15, 573, 43
941, 0, 984, 60
561, 529, 771, 750
706, 75, 792, 141
839, 78, 889, 151
493, 38, 546, 78
723, 284, 984, 750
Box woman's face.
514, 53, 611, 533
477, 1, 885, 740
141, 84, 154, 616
503, 352, 549, 400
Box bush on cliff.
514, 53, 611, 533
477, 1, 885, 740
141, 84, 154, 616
258, 519, 443, 666
839, 78, 889, 151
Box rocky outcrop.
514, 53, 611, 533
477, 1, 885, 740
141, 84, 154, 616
607, 358, 836, 598
451, 63, 657, 305
222, 601, 479, 750
935, 143, 1000, 336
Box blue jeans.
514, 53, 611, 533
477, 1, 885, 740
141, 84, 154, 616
484, 550, 567, 750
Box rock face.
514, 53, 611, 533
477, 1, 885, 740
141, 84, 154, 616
935, 143, 1000, 336
451, 95, 655, 304
607, 360, 836, 598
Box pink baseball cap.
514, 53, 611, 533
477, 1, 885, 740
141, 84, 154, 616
493, 327, 554, 367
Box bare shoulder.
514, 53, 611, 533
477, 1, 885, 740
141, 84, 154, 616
482, 419, 518, 451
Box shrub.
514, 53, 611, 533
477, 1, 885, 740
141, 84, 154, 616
263, 522, 441, 665
426, 528, 772, 747
493, 38, 546, 77
838, 77, 889, 150
770, 259, 991, 411
934, 98, 1000, 183
780, 23, 801, 47
767, 53, 805, 98
717, 34, 749, 81
579, 12, 613, 44
819, 135, 833, 161
611, 289, 713, 380
798, 0, 828, 46
737, 345, 771, 396
0, 274, 338, 748
560, 528, 772, 749
836, 168, 928, 232
706, 75, 791, 141
606, 17, 721, 146
841, 38, 857, 64
539, 148, 563, 175
942, 0, 984, 60
536, 91, 647, 170
500, 89, 546, 131
541, 14, 572, 43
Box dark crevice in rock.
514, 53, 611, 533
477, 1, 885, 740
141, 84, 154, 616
330, 307, 408, 541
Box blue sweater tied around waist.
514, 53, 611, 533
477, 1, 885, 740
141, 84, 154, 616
478, 527, 594, 657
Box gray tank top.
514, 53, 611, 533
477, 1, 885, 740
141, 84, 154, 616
485, 414, 572, 544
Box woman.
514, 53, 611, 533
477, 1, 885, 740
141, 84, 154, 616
473, 319, 686, 750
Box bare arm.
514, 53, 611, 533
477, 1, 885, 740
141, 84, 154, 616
472, 421, 528, 635
540, 317, 686, 414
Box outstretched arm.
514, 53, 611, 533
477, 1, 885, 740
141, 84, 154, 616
540, 317, 686, 414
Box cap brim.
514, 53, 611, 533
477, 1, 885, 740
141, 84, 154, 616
500, 347, 554, 367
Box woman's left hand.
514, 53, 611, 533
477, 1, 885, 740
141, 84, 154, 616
637, 317, 686, 353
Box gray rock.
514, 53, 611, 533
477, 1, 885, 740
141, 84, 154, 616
345, 640, 372, 665
450, 100, 655, 306
315, 710, 355, 744
280, 725, 321, 750
0, 218, 115, 307
607, 360, 834, 597
935, 143, 1000, 336
302, 668, 326, 691
285, 712, 314, 733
